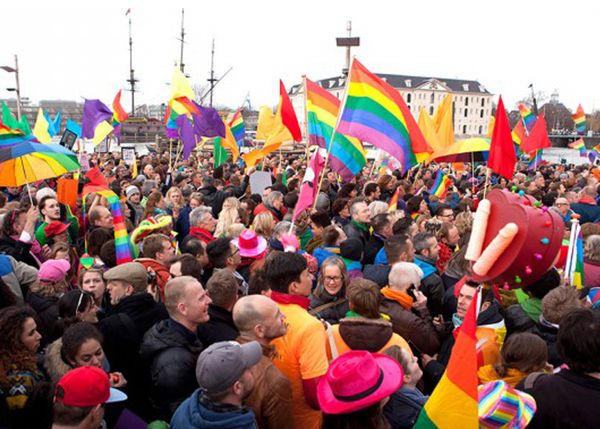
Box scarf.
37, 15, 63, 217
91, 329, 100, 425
11, 234, 43, 262
351, 220, 369, 232
345, 310, 391, 321
270, 291, 310, 310
381, 287, 414, 310
579, 195, 597, 205
189, 227, 215, 243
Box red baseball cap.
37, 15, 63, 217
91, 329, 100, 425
54, 366, 127, 407
44, 221, 69, 237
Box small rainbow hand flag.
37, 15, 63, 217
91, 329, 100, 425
388, 187, 401, 212
518, 104, 537, 132
429, 170, 452, 198
569, 138, 587, 156
572, 104, 586, 135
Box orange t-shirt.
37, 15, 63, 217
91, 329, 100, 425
327, 324, 413, 360
271, 302, 328, 429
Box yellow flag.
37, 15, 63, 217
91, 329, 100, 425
487, 116, 495, 138
256, 105, 292, 149
434, 94, 455, 149
170, 67, 196, 116
132, 158, 138, 178
33, 108, 52, 143
92, 121, 114, 145
220, 120, 239, 161
416, 108, 442, 163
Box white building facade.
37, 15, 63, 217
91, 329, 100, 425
289, 74, 493, 138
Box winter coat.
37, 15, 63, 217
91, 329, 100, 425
0, 254, 38, 302
570, 202, 600, 224
254, 203, 284, 223
383, 387, 428, 429
380, 296, 441, 355
504, 300, 541, 335
531, 318, 561, 367
25, 292, 60, 348
237, 336, 293, 429
312, 246, 341, 269
414, 255, 445, 316
199, 177, 249, 218
309, 289, 350, 325
0, 235, 39, 268
363, 233, 385, 266
197, 305, 239, 348
520, 369, 600, 429
363, 264, 391, 288
140, 318, 204, 421
342, 221, 370, 248
170, 389, 258, 429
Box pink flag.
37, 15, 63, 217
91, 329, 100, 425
292, 148, 326, 222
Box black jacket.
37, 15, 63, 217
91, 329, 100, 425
363, 234, 385, 266
504, 304, 537, 335
414, 255, 445, 317
383, 388, 426, 429
199, 177, 249, 218
342, 221, 370, 248
531, 319, 561, 367
98, 293, 167, 418
519, 370, 600, 429
197, 305, 239, 348
0, 236, 39, 268
363, 264, 391, 288
140, 318, 204, 421
309, 289, 350, 325
25, 292, 59, 348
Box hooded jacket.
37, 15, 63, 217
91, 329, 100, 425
413, 255, 445, 316
170, 389, 257, 429
140, 318, 204, 421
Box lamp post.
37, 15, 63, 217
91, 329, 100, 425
1, 55, 22, 120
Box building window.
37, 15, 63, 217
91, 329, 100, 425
480, 109, 484, 118
463, 125, 467, 134
407, 93, 411, 103
481, 98, 485, 107
465, 97, 469, 106
479, 125, 483, 134
430, 93, 435, 104
464, 109, 468, 118
429, 106, 434, 115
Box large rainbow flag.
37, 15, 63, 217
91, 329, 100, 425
429, 170, 452, 198
337, 59, 431, 173
569, 138, 586, 156
414, 288, 479, 428
572, 104, 586, 135
228, 110, 245, 148
112, 90, 129, 138
305, 78, 366, 181
518, 104, 536, 132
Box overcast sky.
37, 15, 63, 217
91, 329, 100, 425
1, 0, 596, 114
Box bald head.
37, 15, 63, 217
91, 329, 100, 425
388, 262, 423, 291
165, 275, 202, 316
233, 295, 287, 341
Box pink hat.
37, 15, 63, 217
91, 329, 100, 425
232, 230, 267, 258
317, 350, 403, 415
39, 259, 71, 282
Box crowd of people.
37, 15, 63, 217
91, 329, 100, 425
0, 149, 600, 429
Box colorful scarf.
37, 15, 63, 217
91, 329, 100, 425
381, 286, 414, 310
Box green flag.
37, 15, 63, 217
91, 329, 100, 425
214, 137, 228, 168
2, 102, 31, 134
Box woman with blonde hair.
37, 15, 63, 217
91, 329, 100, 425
165, 186, 183, 218
309, 256, 350, 324
251, 211, 275, 239
214, 197, 241, 238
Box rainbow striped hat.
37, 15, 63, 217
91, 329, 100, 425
478, 380, 536, 429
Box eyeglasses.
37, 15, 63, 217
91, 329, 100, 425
325, 276, 343, 283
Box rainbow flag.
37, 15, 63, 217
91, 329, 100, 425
518, 104, 536, 132
112, 90, 129, 138
388, 187, 400, 212
429, 170, 452, 198
588, 144, 600, 163
527, 149, 543, 171
96, 190, 133, 265
572, 104, 586, 135
228, 110, 245, 148
337, 59, 431, 174
305, 77, 366, 181
569, 138, 586, 156
414, 288, 479, 428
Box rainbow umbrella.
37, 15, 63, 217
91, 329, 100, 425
0, 141, 80, 187
430, 137, 490, 163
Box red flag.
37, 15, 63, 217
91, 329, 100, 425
279, 80, 302, 142
292, 148, 325, 222
521, 114, 551, 153
82, 166, 109, 195
488, 96, 516, 179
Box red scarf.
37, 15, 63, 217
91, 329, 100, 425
189, 227, 215, 243
270, 291, 310, 310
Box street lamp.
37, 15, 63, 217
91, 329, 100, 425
1, 55, 22, 120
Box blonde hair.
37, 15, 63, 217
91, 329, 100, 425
251, 211, 275, 238
214, 205, 240, 238
455, 211, 474, 236
227, 223, 245, 238
166, 187, 183, 209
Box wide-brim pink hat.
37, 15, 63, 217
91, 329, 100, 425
232, 229, 268, 258
318, 350, 403, 415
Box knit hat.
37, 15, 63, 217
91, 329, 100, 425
478, 380, 536, 429
39, 259, 70, 282
125, 185, 140, 198
340, 238, 364, 261
44, 221, 69, 237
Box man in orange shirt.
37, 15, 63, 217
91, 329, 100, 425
267, 252, 328, 429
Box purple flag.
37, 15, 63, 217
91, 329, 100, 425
177, 115, 196, 160
191, 102, 225, 138
81, 99, 113, 139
